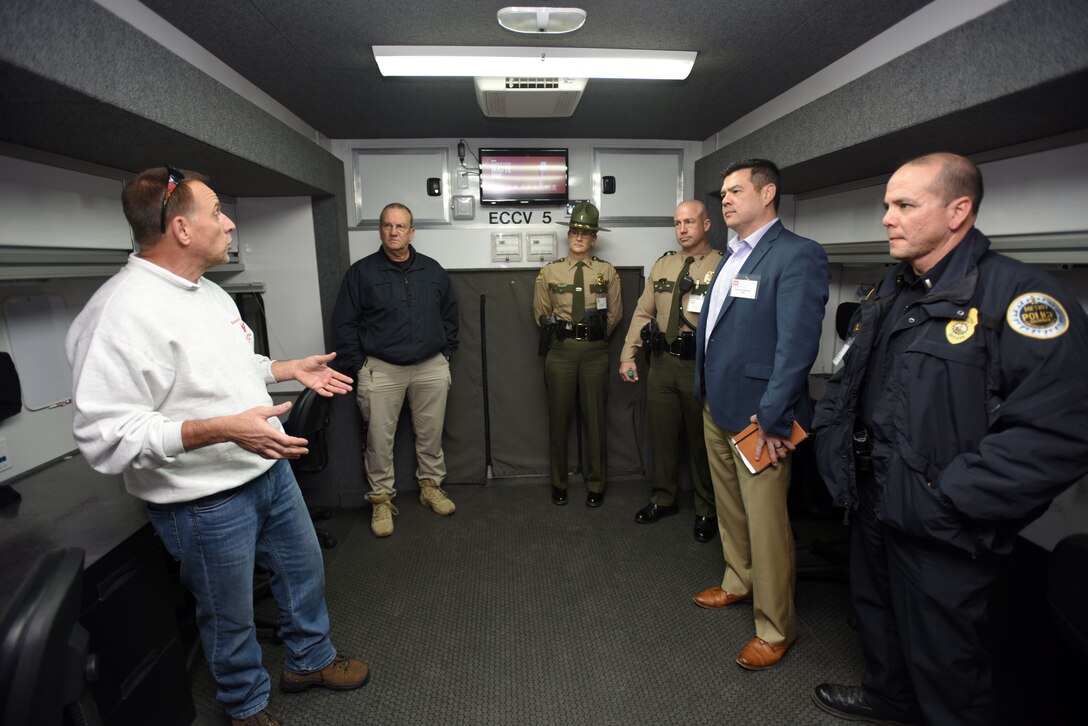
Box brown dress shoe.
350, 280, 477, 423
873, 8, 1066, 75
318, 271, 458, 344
736, 637, 791, 670
692, 586, 749, 609
231, 709, 281, 726
280, 655, 370, 693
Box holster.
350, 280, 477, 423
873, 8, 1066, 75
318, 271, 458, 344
640, 320, 665, 361
852, 428, 873, 475
538, 315, 556, 356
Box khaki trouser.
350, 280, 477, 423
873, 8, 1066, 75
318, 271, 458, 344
356, 353, 450, 499
703, 402, 797, 647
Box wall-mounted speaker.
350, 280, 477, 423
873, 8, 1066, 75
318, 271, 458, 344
427, 177, 441, 196
602, 176, 616, 194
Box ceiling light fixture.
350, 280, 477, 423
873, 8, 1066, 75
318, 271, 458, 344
372, 46, 696, 80
496, 6, 586, 34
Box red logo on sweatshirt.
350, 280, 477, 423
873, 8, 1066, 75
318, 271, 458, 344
231, 317, 254, 343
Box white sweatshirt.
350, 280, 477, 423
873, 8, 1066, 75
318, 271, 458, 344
66, 254, 281, 503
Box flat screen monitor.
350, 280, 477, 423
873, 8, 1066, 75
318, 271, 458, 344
479, 148, 569, 206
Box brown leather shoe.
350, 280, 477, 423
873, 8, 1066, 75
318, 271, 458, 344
692, 586, 749, 609
280, 655, 370, 693
231, 709, 281, 726
735, 637, 791, 670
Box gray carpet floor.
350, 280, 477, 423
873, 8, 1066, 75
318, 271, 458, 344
190, 480, 863, 725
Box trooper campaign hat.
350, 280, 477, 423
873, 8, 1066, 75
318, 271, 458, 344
561, 201, 610, 233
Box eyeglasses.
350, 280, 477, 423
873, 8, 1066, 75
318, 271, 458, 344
380, 222, 410, 233
570, 229, 596, 239
160, 166, 185, 234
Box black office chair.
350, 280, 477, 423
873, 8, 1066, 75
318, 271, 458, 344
793, 301, 862, 584
0, 353, 23, 508
0, 547, 102, 726
283, 387, 337, 550
1048, 533, 1088, 659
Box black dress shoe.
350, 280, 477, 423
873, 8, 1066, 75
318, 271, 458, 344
634, 502, 678, 523
693, 515, 717, 542
810, 684, 921, 726
551, 487, 568, 506
586, 491, 604, 508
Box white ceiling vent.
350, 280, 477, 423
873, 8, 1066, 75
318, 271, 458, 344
474, 77, 587, 117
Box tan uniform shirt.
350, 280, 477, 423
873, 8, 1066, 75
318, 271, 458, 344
620, 248, 723, 361
533, 254, 623, 337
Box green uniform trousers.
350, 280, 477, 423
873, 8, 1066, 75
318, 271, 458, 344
646, 353, 715, 516
544, 338, 608, 493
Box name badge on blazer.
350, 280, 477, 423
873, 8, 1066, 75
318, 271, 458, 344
730, 275, 760, 300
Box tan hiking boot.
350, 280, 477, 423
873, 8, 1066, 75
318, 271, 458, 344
419, 478, 456, 515
231, 709, 281, 726
280, 654, 370, 693
369, 493, 398, 537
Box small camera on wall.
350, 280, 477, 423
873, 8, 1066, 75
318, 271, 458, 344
565, 199, 589, 216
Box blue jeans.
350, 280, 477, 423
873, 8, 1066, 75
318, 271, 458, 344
147, 459, 336, 719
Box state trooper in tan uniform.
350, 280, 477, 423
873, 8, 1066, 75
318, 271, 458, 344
619, 200, 721, 541
533, 202, 622, 507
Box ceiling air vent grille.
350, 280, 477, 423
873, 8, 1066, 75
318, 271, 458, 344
473, 77, 587, 118
505, 77, 560, 89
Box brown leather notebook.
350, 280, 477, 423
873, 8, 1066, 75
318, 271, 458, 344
729, 419, 808, 475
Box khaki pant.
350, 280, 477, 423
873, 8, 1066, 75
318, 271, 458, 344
356, 353, 450, 499
703, 403, 797, 647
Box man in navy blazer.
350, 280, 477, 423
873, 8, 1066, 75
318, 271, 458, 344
692, 159, 828, 669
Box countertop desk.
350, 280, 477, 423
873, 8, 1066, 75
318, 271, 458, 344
0, 452, 145, 613
0, 452, 195, 726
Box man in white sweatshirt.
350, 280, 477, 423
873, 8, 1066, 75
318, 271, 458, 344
66, 167, 368, 726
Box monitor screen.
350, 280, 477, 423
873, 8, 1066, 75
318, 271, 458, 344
479, 148, 569, 206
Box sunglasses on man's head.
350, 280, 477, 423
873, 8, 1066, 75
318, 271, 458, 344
160, 166, 185, 234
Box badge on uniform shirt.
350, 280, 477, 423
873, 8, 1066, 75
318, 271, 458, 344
703, 271, 715, 285
1006, 292, 1069, 339
594, 272, 607, 309
945, 307, 979, 345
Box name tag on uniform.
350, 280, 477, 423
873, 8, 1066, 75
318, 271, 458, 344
686, 293, 706, 313
730, 276, 759, 299
596, 294, 608, 310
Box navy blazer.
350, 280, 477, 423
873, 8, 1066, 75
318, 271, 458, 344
694, 220, 828, 437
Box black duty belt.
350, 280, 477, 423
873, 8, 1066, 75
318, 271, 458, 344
666, 332, 696, 360
556, 320, 604, 341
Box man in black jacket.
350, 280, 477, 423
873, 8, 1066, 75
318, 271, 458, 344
810, 153, 1088, 725
331, 203, 459, 537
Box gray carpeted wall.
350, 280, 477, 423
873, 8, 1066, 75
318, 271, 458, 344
360, 267, 648, 496
0, 0, 365, 502
695, 0, 1088, 250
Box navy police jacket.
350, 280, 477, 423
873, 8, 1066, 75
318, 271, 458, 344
331, 245, 459, 373
813, 229, 1088, 555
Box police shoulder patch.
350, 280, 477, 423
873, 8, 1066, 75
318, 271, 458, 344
1006, 292, 1069, 339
